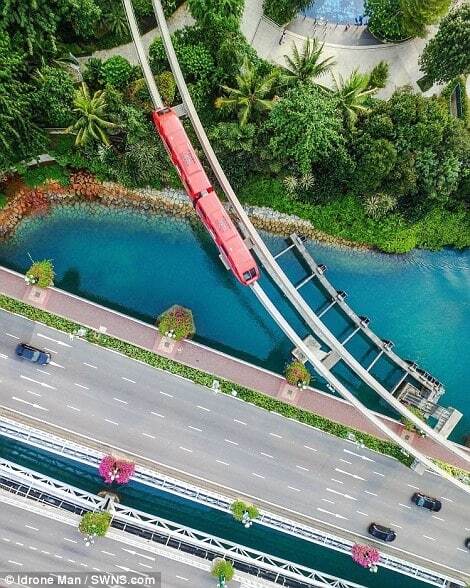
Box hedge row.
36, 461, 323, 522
0, 293, 414, 466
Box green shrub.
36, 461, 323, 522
0, 193, 7, 208
156, 71, 176, 105
368, 61, 389, 89
211, 559, 234, 582
22, 163, 70, 188
157, 305, 195, 341
285, 360, 311, 386
79, 511, 112, 536
364, 0, 409, 41
101, 56, 134, 89
32, 66, 76, 128
26, 260, 55, 288
231, 500, 260, 522
401, 405, 426, 432
83, 58, 104, 91
263, 0, 311, 24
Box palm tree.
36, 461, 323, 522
332, 69, 376, 125
214, 57, 279, 126
67, 83, 116, 147
284, 38, 335, 86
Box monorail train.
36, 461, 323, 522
151, 108, 259, 286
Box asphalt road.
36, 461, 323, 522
0, 499, 223, 587
0, 310, 469, 576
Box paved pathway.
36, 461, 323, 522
1, 266, 469, 470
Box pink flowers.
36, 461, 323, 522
99, 455, 135, 485
351, 544, 380, 570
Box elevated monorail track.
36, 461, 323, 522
121, 0, 470, 491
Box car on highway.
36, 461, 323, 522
368, 523, 397, 542
411, 492, 442, 511
15, 343, 51, 365
465, 537, 470, 550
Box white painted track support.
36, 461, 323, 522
133, 0, 470, 469
250, 282, 470, 496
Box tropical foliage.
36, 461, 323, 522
285, 360, 311, 386
79, 511, 112, 537
419, 5, 470, 84
231, 500, 260, 522
400, 0, 452, 38
32, 66, 76, 128
263, 0, 311, 25
211, 559, 235, 584
331, 69, 376, 126
26, 260, 54, 288
284, 38, 335, 86
157, 305, 195, 341
67, 83, 116, 146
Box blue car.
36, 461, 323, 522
15, 343, 51, 365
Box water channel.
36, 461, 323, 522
0, 434, 437, 588
0, 205, 468, 441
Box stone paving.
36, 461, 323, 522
1, 266, 468, 470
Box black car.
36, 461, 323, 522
411, 492, 442, 512
15, 343, 51, 365
465, 538, 470, 550
368, 523, 397, 542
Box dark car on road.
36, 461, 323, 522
15, 343, 51, 365
368, 523, 397, 542
465, 538, 470, 550
411, 492, 442, 512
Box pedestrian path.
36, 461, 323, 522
1, 265, 468, 470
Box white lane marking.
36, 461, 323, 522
2, 537, 11, 542
188, 426, 202, 432
101, 550, 116, 557
25, 525, 39, 531
326, 488, 357, 501
67, 559, 76, 564
423, 535, 436, 541
335, 467, 365, 481
113, 397, 128, 404
296, 465, 309, 472
407, 484, 420, 490
260, 452, 273, 459
41, 551, 50, 555
142, 433, 155, 439
12, 396, 48, 411
64, 538, 77, 544
356, 511, 369, 517
432, 515, 445, 522
151, 411, 165, 418
159, 391, 173, 398
252, 473, 265, 479
196, 405, 210, 411
74, 383, 89, 390
0, 353, 8, 359
28, 546, 38, 551
138, 563, 152, 569
234, 419, 247, 425
67, 405, 81, 412
8, 560, 23, 566
179, 446, 193, 453
303, 445, 317, 452
49, 361, 64, 368
322, 499, 335, 505
288, 486, 301, 492
216, 460, 229, 466
20, 375, 56, 389
15, 542, 24, 546
399, 503, 412, 509
6, 333, 20, 339
27, 390, 41, 397
441, 496, 453, 503
54, 555, 63, 559
175, 576, 189, 582
269, 433, 282, 439
390, 522, 402, 528
343, 448, 375, 462
317, 508, 348, 520
224, 439, 238, 446
373, 471, 385, 477
122, 377, 136, 384
339, 459, 352, 465
36, 369, 51, 376
364, 490, 378, 496
457, 547, 467, 552
104, 418, 119, 426
37, 333, 72, 347
84, 362, 97, 369
80, 563, 88, 568
331, 478, 344, 485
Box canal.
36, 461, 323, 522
0, 204, 468, 441
0, 434, 437, 588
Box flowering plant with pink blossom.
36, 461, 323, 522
351, 544, 380, 569
99, 455, 135, 484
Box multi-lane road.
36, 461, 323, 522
0, 499, 223, 587
0, 310, 469, 577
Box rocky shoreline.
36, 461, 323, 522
0, 171, 369, 250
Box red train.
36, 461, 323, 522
151, 108, 259, 286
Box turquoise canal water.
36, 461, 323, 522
0, 435, 432, 588
0, 205, 468, 441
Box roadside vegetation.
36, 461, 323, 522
0, 0, 468, 253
